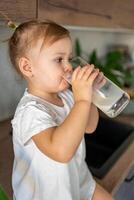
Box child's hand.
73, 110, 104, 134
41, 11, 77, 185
93, 71, 106, 90
71, 64, 100, 103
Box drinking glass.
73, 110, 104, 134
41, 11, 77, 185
63, 56, 130, 118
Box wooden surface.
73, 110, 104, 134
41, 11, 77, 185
96, 141, 134, 195
38, 0, 134, 29
1, 0, 134, 29
96, 113, 134, 194
0, 119, 13, 198
0, 0, 37, 22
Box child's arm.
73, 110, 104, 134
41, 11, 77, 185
85, 103, 99, 133
85, 71, 106, 133
32, 65, 100, 163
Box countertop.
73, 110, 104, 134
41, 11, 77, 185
95, 113, 134, 195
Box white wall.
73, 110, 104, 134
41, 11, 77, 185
0, 27, 26, 121
69, 27, 134, 60
0, 25, 134, 121
70, 29, 115, 57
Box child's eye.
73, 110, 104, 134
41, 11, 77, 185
55, 57, 63, 63
69, 57, 73, 62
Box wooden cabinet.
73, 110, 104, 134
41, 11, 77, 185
1, 0, 134, 29
0, 0, 37, 22
38, 0, 134, 29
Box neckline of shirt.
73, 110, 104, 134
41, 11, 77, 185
25, 88, 66, 109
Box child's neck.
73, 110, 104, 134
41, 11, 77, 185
28, 87, 64, 107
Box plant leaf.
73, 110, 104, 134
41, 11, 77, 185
74, 39, 82, 57
0, 186, 9, 200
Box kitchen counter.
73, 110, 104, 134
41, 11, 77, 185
95, 113, 134, 195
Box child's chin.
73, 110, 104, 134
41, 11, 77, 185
63, 84, 70, 90
59, 82, 70, 91
61, 79, 70, 88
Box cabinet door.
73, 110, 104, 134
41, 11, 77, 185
0, 0, 37, 22
38, 0, 134, 29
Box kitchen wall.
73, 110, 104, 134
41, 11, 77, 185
68, 26, 134, 59
0, 26, 26, 121
0, 25, 134, 121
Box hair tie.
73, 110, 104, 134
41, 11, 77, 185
0, 11, 18, 30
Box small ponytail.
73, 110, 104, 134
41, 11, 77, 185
0, 11, 18, 30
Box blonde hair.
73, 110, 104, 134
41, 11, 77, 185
8, 20, 70, 74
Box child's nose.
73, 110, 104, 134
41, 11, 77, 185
63, 63, 73, 73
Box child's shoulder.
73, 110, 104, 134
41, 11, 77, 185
13, 89, 52, 119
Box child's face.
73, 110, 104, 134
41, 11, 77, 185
29, 37, 73, 93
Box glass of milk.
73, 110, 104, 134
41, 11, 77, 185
63, 56, 130, 118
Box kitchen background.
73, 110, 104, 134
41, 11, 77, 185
1, 0, 134, 120
1, 0, 134, 199
1, 25, 134, 121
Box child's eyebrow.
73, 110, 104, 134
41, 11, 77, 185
54, 52, 73, 56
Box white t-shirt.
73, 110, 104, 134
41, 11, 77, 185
12, 89, 96, 200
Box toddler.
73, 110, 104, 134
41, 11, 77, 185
9, 20, 114, 200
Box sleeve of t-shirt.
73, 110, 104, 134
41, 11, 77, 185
13, 104, 58, 145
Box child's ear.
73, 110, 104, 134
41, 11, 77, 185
18, 57, 33, 77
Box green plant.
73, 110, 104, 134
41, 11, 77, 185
88, 50, 124, 86
74, 39, 134, 88
0, 185, 9, 200
74, 38, 82, 57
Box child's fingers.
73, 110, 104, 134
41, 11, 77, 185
93, 72, 106, 89
95, 72, 105, 84
82, 64, 95, 80
72, 65, 93, 81
76, 65, 91, 80
98, 78, 106, 88
72, 66, 81, 81
87, 68, 100, 85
